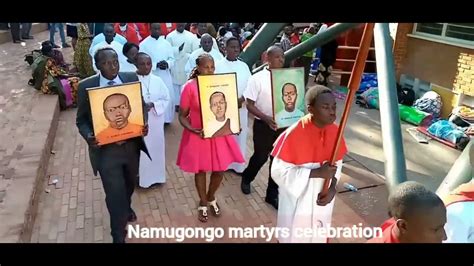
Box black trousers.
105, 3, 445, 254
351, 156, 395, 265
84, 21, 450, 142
98, 141, 140, 243
21, 23, 32, 38
299, 56, 313, 88
242, 119, 286, 200
10, 23, 21, 42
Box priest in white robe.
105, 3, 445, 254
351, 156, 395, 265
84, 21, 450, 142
166, 23, 197, 109
89, 24, 127, 72
215, 36, 251, 173
185, 34, 224, 79
270, 85, 348, 243
136, 52, 170, 187
139, 23, 176, 124
191, 23, 219, 51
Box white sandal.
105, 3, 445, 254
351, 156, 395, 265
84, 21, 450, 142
208, 200, 221, 216
197, 206, 208, 222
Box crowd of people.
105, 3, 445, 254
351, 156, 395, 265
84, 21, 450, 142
21, 22, 472, 244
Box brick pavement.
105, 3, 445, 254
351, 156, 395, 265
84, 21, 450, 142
0, 30, 72, 242
31, 107, 388, 243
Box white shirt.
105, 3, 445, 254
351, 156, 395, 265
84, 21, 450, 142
206, 118, 228, 138
276, 108, 305, 128
99, 74, 123, 87
89, 40, 128, 72
243, 68, 273, 119
185, 48, 224, 78
215, 58, 251, 98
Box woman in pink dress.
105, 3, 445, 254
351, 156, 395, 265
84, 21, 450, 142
177, 53, 244, 222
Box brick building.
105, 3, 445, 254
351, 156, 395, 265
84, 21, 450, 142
392, 23, 474, 117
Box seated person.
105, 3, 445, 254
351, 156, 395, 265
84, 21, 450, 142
30, 41, 79, 110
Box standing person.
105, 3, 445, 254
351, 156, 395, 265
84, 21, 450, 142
91, 25, 127, 48
66, 23, 78, 50
135, 23, 150, 41
368, 181, 447, 243
76, 47, 149, 243
297, 24, 316, 87
49, 23, 70, 48
215, 37, 251, 174
166, 23, 197, 111
114, 23, 141, 45
74, 23, 95, 78
21, 23, 33, 40
10, 23, 22, 43
280, 25, 293, 52
136, 52, 170, 187
89, 24, 127, 72
140, 23, 176, 124
191, 23, 219, 51
177, 53, 244, 222
240, 46, 286, 209
314, 23, 338, 86
271, 85, 348, 243
121, 42, 139, 72
185, 34, 223, 78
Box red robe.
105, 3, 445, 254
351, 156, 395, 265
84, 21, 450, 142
367, 218, 400, 243
135, 23, 150, 41
160, 23, 177, 37
114, 23, 140, 45
271, 114, 347, 165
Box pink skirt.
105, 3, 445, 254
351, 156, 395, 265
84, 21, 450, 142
176, 129, 245, 173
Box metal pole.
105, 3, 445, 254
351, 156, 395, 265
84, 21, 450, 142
252, 23, 361, 74
239, 23, 287, 69
374, 23, 408, 193
320, 23, 374, 196
436, 140, 473, 198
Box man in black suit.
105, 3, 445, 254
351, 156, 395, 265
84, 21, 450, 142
76, 47, 150, 243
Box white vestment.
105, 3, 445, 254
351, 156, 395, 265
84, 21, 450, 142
166, 30, 196, 106
121, 60, 137, 73
184, 48, 224, 79
138, 73, 170, 187
140, 36, 176, 123
271, 158, 343, 243
91, 33, 127, 48
89, 40, 127, 72
443, 201, 474, 243
215, 58, 251, 173
191, 35, 219, 52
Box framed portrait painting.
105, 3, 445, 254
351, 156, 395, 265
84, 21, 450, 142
197, 73, 241, 138
87, 81, 144, 146
270, 67, 306, 129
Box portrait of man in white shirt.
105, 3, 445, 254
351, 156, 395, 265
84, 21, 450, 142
275, 82, 305, 128
206, 91, 233, 138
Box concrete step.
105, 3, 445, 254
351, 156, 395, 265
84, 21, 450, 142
0, 23, 48, 45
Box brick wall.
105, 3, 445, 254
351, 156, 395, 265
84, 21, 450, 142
453, 53, 474, 96
392, 23, 413, 80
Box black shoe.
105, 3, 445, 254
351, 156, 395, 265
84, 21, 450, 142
241, 179, 251, 195
265, 197, 278, 210
62, 43, 71, 48
128, 209, 137, 222
13, 39, 22, 43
